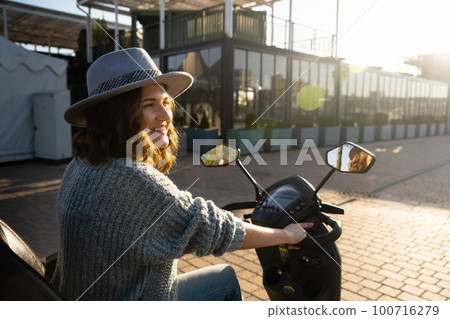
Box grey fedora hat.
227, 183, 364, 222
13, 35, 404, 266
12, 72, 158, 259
64, 48, 193, 127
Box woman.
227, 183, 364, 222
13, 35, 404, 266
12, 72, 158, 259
52, 48, 312, 301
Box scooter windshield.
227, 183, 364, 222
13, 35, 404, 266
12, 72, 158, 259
263, 184, 302, 210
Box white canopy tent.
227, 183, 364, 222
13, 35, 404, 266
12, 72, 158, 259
0, 36, 68, 163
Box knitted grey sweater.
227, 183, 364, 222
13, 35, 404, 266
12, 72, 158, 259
51, 158, 246, 300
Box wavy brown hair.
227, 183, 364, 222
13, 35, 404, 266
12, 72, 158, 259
72, 88, 179, 174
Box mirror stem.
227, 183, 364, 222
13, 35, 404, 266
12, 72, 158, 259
313, 168, 336, 199
236, 158, 261, 201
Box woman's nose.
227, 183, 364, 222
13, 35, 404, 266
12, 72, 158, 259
156, 103, 172, 120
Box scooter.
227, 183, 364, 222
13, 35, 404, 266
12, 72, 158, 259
0, 141, 375, 301
200, 141, 376, 301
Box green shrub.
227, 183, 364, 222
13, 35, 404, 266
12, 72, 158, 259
374, 113, 389, 125
263, 117, 288, 129
244, 113, 259, 129
437, 115, 450, 123
341, 119, 355, 126
354, 112, 371, 126
318, 115, 338, 127
390, 118, 405, 125
412, 115, 433, 124
199, 112, 210, 129
293, 114, 315, 128
189, 113, 200, 128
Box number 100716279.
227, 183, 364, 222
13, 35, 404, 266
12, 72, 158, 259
372, 305, 439, 316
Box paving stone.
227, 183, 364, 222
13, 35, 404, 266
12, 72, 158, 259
359, 279, 382, 290
418, 274, 439, 285
341, 289, 368, 301
242, 293, 259, 301
342, 281, 362, 293
439, 289, 450, 299
359, 287, 382, 301
431, 259, 448, 267
377, 295, 398, 301
342, 273, 364, 284
419, 282, 442, 294
249, 288, 270, 301
187, 257, 213, 269
400, 284, 425, 297
436, 279, 450, 289
397, 291, 426, 301
419, 268, 436, 277
383, 278, 404, 289
378, 269, 407, 282
240, 280, 262, 294
404, 278, 421, 287
393, 260, 421, 272
422, 262, 449, 274
399, 268, 420, 279
381, 263, 402, 273
434, 272, 450, 282
378, 285, 401, 298
422, 291, 447, 301
357, 270, 385, 283
361, 263, 380, 274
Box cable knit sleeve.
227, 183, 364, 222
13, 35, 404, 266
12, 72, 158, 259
112, 159, 246, 263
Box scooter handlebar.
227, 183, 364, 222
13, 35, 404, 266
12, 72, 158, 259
295, 212, 342, 249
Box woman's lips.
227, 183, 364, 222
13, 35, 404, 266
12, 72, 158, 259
149, 126, 167, 135
148, 127, 169, 148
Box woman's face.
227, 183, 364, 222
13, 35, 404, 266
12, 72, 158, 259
140, 84, 173, 149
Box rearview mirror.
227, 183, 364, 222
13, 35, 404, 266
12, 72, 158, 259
326, 142, 375, 173
200, 145, 239, 167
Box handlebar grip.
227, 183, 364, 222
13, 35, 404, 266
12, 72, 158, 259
222, 201, 257, 211
296, 212, 342, 248
321, 203, 344, 214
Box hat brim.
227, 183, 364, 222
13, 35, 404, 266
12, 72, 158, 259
65, 71, 193, 127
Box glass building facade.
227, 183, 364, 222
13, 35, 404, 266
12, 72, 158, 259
140, 6, 449, 136
233, 48, 288, 128
340, 65, 449, 125
165, 46, 222, 129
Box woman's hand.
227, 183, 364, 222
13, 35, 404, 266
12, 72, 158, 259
282, 222, 314, 245
239, 222, 314, 250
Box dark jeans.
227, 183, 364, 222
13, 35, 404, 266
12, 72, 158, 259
176, 264, 242, 301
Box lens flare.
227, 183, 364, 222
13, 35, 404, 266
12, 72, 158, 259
348, 64, 368, 74
296, 85, 325, 111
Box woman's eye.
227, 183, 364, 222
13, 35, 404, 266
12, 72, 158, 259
143, 103, 153, 108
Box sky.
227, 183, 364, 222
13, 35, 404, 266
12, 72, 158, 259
10, 0, 450, 74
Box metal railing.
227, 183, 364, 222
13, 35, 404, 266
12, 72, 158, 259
141, 4, 335, 57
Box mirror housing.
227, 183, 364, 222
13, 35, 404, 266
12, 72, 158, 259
200, 145, 239, 167
326, 142, 375, 173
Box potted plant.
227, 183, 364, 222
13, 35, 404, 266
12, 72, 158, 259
375, 113, 392, 141
427, 116, 438, 136
357, 112, 376, 143
413, 115, 430, 137
184, 112, 219, 152
340, 118, 360, 143
437, 115, 449, 135
292, 113, 319, 148
227, 113, 265, 155
404, 117, 416, 138
390, 118, 406, 139
428, 121, 437, 136
264, 118, 293, 152
318, 115, 340, 147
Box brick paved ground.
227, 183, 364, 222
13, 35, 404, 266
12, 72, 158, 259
1, 135, 449, 300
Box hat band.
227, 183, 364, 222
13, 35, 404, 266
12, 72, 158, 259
89, 68, 162, 96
